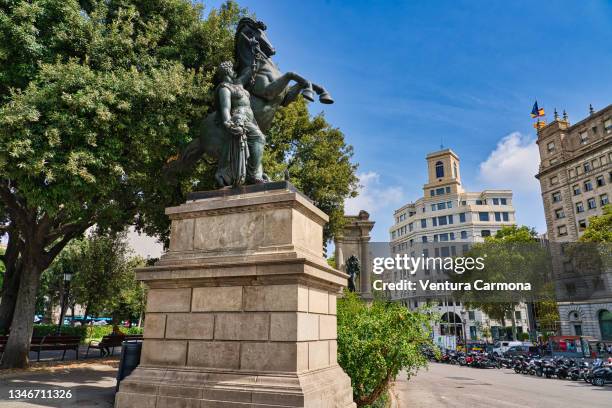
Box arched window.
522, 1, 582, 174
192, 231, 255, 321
435, 161, 444, 178
599, 309, 612, 340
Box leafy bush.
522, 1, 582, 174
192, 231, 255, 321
32, 324, 87, 340
30, 324, 142, 343
518, 332, 530, 341
337, 292, 434, 407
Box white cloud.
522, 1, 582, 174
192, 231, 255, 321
478, 132, 546, 233
344, 172, 406, 241
478, 132, 540, 193
345, 171, 403, 215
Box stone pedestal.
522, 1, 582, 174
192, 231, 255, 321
115, 182, 355, 408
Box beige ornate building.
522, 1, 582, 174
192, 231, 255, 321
535, 105, 611, 241
535, 104, 612, 340
388, 149, 529, 341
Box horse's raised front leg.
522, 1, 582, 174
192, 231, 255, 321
253, 72, 313, 102
311, 83, 334, 104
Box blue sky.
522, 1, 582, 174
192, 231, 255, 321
206, 0, 612, 242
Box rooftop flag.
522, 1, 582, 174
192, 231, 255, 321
531, 100, 545, 118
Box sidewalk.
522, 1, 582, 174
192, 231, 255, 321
0, 361, 118, 407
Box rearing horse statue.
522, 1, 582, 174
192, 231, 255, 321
166, 17, 333, 180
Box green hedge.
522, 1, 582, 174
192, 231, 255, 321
32, 324, 87, 340
31, 324, 143, 343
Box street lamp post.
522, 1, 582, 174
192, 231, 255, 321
56, 272, 73, 335
460, 310, 468, 346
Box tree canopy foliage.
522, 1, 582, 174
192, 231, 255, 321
0, 0, 357, 367
452, 225, 553, 339
41, 232, 146, 324
579, 204, 612, 243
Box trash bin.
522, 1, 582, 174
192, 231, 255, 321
115, 340, 142, 392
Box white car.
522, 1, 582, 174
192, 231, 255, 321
92, 320, 108, 326
492, 341, 530, 356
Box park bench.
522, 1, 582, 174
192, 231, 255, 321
30, 335, 81, 361
86, 334, 142, 358
1, 335, 80, 361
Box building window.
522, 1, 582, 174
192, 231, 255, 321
468, 311, 476, 320
478, 212, 489, 221
584, 180, 593, 191
558, 225, 568, 236
453, 163, 458, 179
596, 175, 605, 187
437, 202, 446, 210
447, 201, 453, 209
459, 213, 466, 223
448, 215, 453, 224
584, 162, 591, 172
552, 192, 561, 203
438, 216, 447, 226
475, 199, 484, 205
578, 219, 587, 230
500, 198, 507, 205
430, 189, 435, 197
550, 175, 559, 186
435, 161, 444, 178
547, 141, 555, 153
493, 198, 499, 205
587, 198, 596, 210
605, 118, 612, 134
431, 204, 436, 211
421, 219, 427, 228
579, 131, 588, 144
576, 202, 584, 213
460, 200, 467, 206
573, 185, 581, 195
601, 194, 609, 206
494, 212, 501, 221
422, 236, 428, 243
460, 231, 468, 240
515, 311, 522, 320
481, 230, 491, 237
502, 212, 509, 221
409, 222, 413, 231
436, 187, 445, 195
554, 208, 565, 219
445, 186, 451, 194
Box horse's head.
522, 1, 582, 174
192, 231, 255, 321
235, 18, 275, 71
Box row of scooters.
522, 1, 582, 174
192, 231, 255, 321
429, 350, 612, 386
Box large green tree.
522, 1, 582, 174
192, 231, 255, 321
579, 204, 612, 243
0, 0, 357, 368
452, 225, 553, 340
47, 233, 146, 324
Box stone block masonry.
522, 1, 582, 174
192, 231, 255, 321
115, 182, 355, 408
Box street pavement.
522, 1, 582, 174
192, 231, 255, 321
0, 364, 116, 407
395, 362, 611, 408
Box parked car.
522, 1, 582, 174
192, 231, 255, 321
92, 319, 108, 326
503, 345, 539, 358
493, 341, 527, 357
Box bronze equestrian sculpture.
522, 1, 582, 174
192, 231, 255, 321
167, 17, 333, 186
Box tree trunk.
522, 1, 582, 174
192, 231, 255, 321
1, 259, 43, 368
0, 267, 20, 333
510, 312, 517, 341
0, 233, 22, 333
